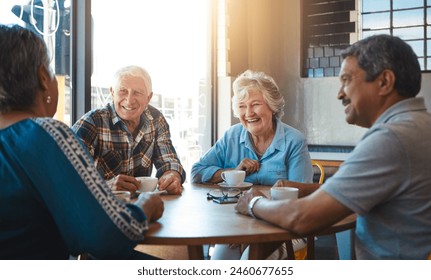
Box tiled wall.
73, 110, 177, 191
306, 46, 345, 77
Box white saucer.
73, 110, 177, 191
135, 189, 167, 195
217, 182, 253, 189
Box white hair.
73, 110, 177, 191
232, 70, 285, 119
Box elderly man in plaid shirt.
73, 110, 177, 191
72, 65, 185, 194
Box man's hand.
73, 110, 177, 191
235, 188, 266, 216
108, 174, 140, 193
157, 171, 183, 194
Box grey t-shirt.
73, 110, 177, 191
322, 97, 431, 259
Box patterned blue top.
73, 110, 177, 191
191, 119, 313, 185
0, 118, 148, 259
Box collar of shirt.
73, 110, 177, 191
238, 119, 286, 160
373, 97, 427, 127
107, 102, 155, 138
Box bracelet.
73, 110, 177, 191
248, 196, 264, 219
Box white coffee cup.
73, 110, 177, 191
221, 170, 246, 186
136, 176, 158, 192
270, 186, 299, 200
112, 191, 131, 203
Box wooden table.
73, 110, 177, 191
141, 183, 356, 260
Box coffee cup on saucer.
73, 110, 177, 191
221, 170, 246, 186
136, 176, 158, 192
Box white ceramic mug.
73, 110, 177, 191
221, 170, 246, 186
270, 186, 299, 200
136, 176, 158, 192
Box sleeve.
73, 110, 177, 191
71, 114, 98, 158
285, 131, 313, 183
191, 133, 229, 183
151, 113, 186, 183
23, 119, 148, 259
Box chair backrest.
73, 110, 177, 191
311, 160, 325, 184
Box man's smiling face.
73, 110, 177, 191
337, 56, 382, 128
111, 75, 152, 124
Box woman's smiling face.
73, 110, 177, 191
237, 89, 274, 136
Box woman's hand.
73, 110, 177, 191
134, 192, 164, 222
236, 158, 260, 175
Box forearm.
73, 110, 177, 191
251, 189, 353, 236
251, 198, 302, 233
274, 180, 320, 197
154, 120, 186, 182
297, 183, 321, 197
156, 160, 186, 183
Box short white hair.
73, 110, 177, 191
112, 65, 152, 94
232, 70, 285, 119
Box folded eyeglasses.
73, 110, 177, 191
207, 188, 242, 200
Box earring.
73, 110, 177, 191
46, 96, 51, 104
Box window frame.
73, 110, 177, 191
360, 0, 431, 72
70, 0, 218, 148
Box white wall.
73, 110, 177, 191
302, 77, 366, 145
419, 73, 431, 110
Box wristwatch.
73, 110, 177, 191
248, 196, 264, 219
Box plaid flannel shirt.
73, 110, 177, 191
71, 103, 186, 182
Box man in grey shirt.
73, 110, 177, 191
235, 34, 431, 259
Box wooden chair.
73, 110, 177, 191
283, 160, 326, 259
288, 160, 357, 260
312, 159, 325, 184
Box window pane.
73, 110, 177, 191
362, 0, 389, 13
427, 8, 431, 25
393, 27, 424, 40
406, 40, 425, 57
0, 0, 72, 125
393, 9, 424, 27
91, 0, 213, 178
418, 57, 425, 70
362, 12, 390, 29
427, 57, 431, 70
393, 0, 423, 10
362, 29, 390, 39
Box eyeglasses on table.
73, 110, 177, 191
206, 188, 242, 200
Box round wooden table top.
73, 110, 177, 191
142, 183, 356, 246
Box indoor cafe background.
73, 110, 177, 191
1, 0, 431, 179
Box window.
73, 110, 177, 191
361, 0, 431, 71
303, 0, 431, 77
0, 0, 72, 125
91, 0, 214, 178
302, 0, 356, 78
